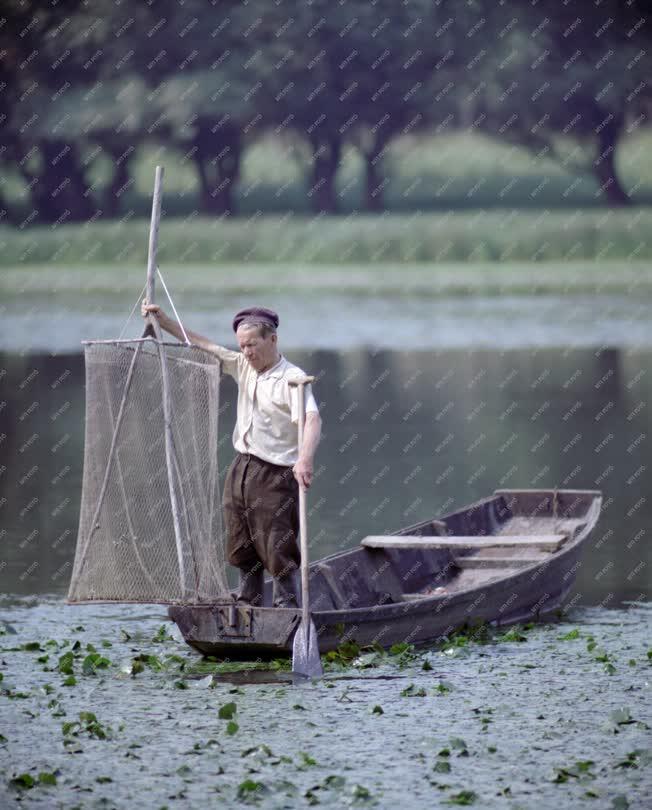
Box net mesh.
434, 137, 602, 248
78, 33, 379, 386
68, 338, 230, 604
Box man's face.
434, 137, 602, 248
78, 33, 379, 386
237, 325, 277, 371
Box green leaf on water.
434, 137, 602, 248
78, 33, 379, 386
62, 675, 76, 687
96, 776, 112, 783
57, 651, 74, 675
559, 628, 580, 641
299, 751, 317, 767
614, 749, 652, 769
422, 659, 433, 671
445, 790, 477, 805
22, 641, 42, 651
551, 760, 596, 782
62, 720, 80, 736
38, 771, 57, 785
450, 738, 468, 753
173, 680, 188, 689
433, 760, 451, 773
131, 660, 145, 676
352, 652, 382, 669
324, 640, 361, 666
10, 773, 35, 790
499, 626, 528, 643
226, 721, 239, 735
65, 711, 109, 740
82, 653, 111, 675
371, 705, 383, 715
218, 702, 237, 720
435, 681, 452, 694
131, 654, 164, 674
351, 784, 371, 801
4, 688, 31, 699
237, 778, 264, 798
400, 683, 426, 697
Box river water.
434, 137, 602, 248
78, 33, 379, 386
1, 304, 651, 808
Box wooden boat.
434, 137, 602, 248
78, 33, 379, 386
169, 488, 602, 658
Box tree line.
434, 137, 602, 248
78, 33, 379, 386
1, 0, 649, 224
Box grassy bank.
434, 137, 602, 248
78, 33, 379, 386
2, 261, 651, 302
1, 208, 651, 267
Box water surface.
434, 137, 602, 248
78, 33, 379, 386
0, 347, 650, 604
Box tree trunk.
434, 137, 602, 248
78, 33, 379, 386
216, 138, 242, 214
193, 151, 216, 214
594, 116, 629, 206
192, 120, 243, 216
31, 141, 95, 223
103, 144, 135, 218
363, 135, 389, 212
309, 139, 341, 214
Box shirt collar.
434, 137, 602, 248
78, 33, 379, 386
257, 354, 286, 379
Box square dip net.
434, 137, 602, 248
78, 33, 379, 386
67, 338, 230, 604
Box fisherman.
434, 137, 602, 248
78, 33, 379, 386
141, 303, 321, 608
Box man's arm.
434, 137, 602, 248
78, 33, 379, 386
142, 303, 241, 377
294, 411, 322, 490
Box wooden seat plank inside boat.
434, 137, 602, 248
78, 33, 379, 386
361, 534, 568, 552
453, 555, 550, 569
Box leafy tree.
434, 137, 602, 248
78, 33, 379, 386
470, 0, 651, 204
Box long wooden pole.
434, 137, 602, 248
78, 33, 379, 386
290, 375, 322, 678
297, 382, 310, 630
146, 165, 164, 306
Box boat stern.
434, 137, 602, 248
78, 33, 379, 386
168, 603, 301, 658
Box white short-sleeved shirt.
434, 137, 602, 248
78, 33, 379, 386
209, 346, 319, 467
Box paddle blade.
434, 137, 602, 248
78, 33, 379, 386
292, 618, 323, 678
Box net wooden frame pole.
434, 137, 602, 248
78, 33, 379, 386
77, 166, 168, 585
143, 166, 192, 600
146, 165, 164, 307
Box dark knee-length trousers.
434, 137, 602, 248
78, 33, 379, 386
223, 452, 301, 579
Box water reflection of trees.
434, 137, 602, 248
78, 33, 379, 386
0, 347, 649, 603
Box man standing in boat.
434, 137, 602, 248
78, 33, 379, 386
142, 303, 321, 608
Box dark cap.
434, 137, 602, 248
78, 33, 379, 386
232, 306, 279, 333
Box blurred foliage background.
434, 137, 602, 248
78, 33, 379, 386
1, 0, 650, 225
